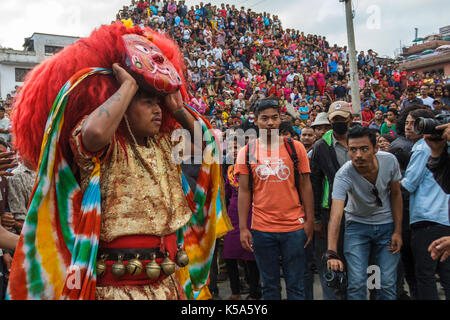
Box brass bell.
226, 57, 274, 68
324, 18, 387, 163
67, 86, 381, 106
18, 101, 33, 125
145, 253, 161, 279
175, 244, 189, 268
161, 252, 176, 276
96, 254, 107, 278
127, 254, 143, 276
111, 254, 126, 277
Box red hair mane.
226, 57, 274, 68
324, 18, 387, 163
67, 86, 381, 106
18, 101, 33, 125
12, 22, 188, 169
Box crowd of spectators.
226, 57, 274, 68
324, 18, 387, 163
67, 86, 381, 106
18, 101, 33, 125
0, 85, 20, 299
0, 86, 15, 149
114, 0, 450, 301
0, 0, 449, 301
116, 0, 450, 140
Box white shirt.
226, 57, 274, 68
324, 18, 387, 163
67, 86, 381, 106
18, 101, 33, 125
155, 1, 163, 12
0, 117, 10, 142
197, 58, 209, 68
212, 47, 223, 62
420, 96, 435, 109
183, 29, 191, 40
239, 36, 252, 44
340, 50, 348, 63
286, 73, 299, 83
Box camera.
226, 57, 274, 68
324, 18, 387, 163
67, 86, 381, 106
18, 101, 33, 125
324, 269, 348, 291
414, 111, 450, 136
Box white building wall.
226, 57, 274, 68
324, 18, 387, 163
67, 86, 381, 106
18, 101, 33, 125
0, 50, 38, 99
0, 65, 20, 99
0, 33, 78, 100
31, 33, 79, 62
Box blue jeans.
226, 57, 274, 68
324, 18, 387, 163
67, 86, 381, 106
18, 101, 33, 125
251, 229, 307, 300
344, 221, 400, 300
304, 239, 314, 300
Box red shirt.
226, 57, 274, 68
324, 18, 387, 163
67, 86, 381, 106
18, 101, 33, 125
137, 2, 147, 9
218, 9, 227, 18
268, 86, 277, 96
393, 72, 401, 82
361, 109, 374, 127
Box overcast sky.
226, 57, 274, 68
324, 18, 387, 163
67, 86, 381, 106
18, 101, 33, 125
1, 0, 448, 57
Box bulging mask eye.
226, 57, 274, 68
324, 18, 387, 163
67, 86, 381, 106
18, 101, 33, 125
136, 45, 150, 54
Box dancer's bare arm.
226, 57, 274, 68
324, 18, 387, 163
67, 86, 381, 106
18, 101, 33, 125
164, 91, 204, 150
81, 63, 138, 153
0, 224, 19, 251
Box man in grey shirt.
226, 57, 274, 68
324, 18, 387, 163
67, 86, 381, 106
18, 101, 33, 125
326, 126, 403, 300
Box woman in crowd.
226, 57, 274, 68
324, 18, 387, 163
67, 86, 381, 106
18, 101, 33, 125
378, 133, 396, 152
222, 137, 260, 300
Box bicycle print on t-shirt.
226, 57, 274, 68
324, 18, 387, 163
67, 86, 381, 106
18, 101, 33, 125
255, 158, 291, 181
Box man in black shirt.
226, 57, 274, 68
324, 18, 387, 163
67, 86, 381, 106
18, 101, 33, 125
334, 80, 348, 101
401, 87, 423, 111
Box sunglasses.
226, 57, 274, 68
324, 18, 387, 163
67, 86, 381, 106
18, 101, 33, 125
371, 187, 382, 207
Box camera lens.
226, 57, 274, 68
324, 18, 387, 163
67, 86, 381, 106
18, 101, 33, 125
324, 270, 335, 282
414, 117, 437, 135
414, 117, 424, 134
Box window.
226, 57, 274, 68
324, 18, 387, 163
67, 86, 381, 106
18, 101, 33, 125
44, 45, 63, 55
15, 68, 31, 82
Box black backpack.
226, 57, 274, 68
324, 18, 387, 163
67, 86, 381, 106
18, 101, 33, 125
245, 137, 302, 204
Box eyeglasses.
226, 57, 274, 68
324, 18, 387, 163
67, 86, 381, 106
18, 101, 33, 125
371, 187, 382, 207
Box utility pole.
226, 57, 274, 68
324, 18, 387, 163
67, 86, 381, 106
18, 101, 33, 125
340, 0, 361, 115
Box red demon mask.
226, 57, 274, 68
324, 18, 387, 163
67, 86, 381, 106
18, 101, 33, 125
122, 33, 182, 94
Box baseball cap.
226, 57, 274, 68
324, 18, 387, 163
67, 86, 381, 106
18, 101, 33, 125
311, 112, 330, 127
328, 101, 352, 120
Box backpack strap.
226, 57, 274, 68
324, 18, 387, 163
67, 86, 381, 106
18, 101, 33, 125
246, 140, 253, 192
246, 139, 258, 192
284, 137, 302, 205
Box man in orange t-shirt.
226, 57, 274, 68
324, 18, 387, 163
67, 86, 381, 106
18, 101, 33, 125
235, 98, 314, 300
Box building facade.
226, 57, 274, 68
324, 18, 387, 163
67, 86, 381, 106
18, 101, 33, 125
399, 25, 450, 77
0, 33, 79, 100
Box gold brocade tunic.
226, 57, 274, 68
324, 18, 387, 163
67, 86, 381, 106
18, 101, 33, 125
70, 120, 192, 300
